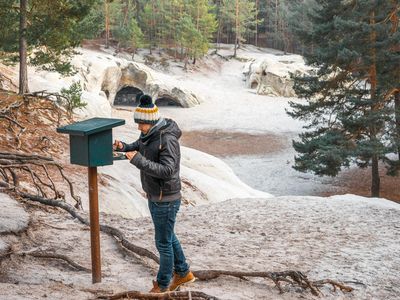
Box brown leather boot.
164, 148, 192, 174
169, 271, 196, 291
149, 280, 169, 293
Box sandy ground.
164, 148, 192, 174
0, 195, 399, 300
181, 130, 287, 156
180, 130, 400, 203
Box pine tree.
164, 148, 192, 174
220, 0, 258, 57
287, 0, 400, 197
140, 0, 157, 53
381, 0, 400, 175
186, 0, 217, 62
77, 1, 105, 40
0, 0, 96, 94
111, 0, 144, 54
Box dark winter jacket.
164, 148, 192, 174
121, 118, 182, 202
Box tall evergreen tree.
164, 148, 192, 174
220, 0, 258, 56
0, 0, 96, 94
287, 0, 400, 197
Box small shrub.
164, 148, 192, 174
60, 82, 86, 117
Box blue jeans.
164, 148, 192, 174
148, 199, 189, 289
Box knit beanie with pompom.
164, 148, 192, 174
133, 94, 160, 124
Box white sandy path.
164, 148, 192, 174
152, 54, 304, 134
1, 194, 399, 300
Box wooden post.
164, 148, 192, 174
88, 166, 101, 283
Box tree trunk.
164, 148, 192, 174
371, 154, 380, 197
183, 55, 188, 70
122, 0, 129, 27
390, 1, 400, 161
255, 0, 259, 47
275, 0, 278, 49
216, 0, 222, 51
395, 92, 400, 160
180, 45, 184, 61
234, 0, 239, 57
19, 0, 29, 95
369, 10, 380, 197
196, 1, 200, 30
105, 0, 110, 48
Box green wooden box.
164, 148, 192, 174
57, 117, 125, 167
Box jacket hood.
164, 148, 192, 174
161, 118, 182, 139
140, 118, 181, 144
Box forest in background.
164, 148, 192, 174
77, 0, 314, 59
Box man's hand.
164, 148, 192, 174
125, 151, 138, 160
113, 140, 124, 151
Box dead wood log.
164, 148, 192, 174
96, 290, 220, 300
16, 192, 354, 297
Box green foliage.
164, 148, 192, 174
287, 0, 400, 184
0, 1, 19, 53
76, 1, 105, 39
60, 82, 86, 116
104, 0, 217, 59
0, 0, 97, 74
113, 14, 144, 50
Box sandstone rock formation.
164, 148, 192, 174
0, 193, 30, 256
74, 50, 201, 112
1, 48, 202, 118
242, 54, 310, 97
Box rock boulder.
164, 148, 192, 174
243, 54, 310, 97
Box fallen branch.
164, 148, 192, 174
96, 290, 220, 300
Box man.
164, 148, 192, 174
113, 94, 195, 293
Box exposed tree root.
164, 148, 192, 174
96, 290, 220, 300
0, 152, 82, 209
16, 192, 354, 297
23, 90, 68, 119
0, 91, 68, 154
20, 250, 91, 272
0, 75, 18, 91
16, 191, 160, 264
193, 270, 322, 295
313, 279, 354, 293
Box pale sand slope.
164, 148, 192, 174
0, 194, 398, 299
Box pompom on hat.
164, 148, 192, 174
134, 94, 160, 124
